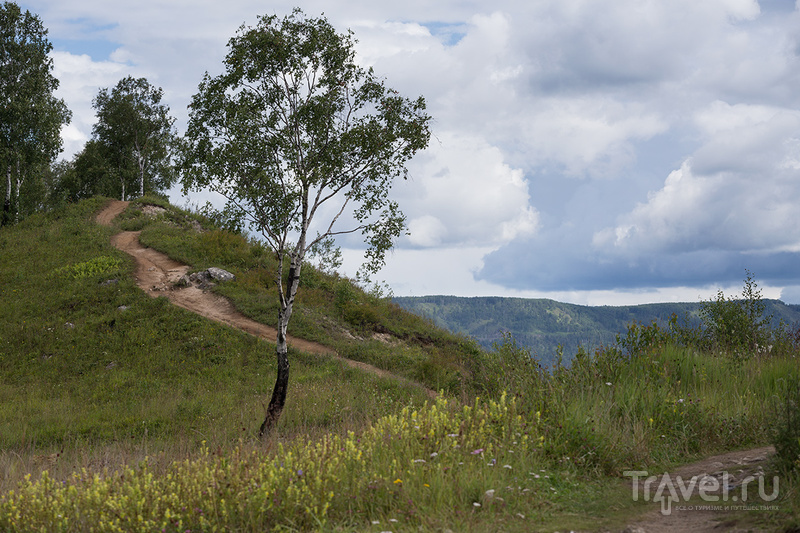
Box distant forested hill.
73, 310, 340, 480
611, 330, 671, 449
392, 296, 800, 366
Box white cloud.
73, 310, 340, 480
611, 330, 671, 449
407, 215, 448, 247
25, 0, 800, 303
397, 132, 538, 248
595, 102, 800, 258
520, 98, 667, 178
51, 50, 134, 158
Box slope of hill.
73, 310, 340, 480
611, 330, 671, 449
0, 197, 484, 457
393, 295, 800, 365
2, 197, 799, 531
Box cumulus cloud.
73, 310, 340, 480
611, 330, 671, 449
479, 98, 800, 292
780, 286, 800, 305
397, 132, 539, 249
28, 0, 800, 301
596, 103, 800, 257
51, 51, 133, 158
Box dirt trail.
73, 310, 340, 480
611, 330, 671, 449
97, 200, 436, 398
622, 446, 777, 533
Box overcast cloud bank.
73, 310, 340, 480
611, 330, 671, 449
23, 0, 800, 304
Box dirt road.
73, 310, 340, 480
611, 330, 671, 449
97, 200, 436, 397
624, 446, 776, 533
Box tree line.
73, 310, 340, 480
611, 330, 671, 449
0, 1, 177, 226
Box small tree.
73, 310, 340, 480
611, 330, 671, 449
182, 9, 431, 437
699, 270, 771, 354
92, 76, 177, 199
66, 140, 122, 201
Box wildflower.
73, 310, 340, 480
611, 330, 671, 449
393, 478, 402, 484
447, 433, 458, 438
371, 521, 380, 525
430, 452, 439, 458
471, 448, 484, 455
413, 459, 426, 464
605, 382, 612, 386
473, 502, 481, 507
389, 518, 398, 523
504, 464, 512, 469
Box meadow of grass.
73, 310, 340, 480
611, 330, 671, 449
0, 198, 431, 486
0, 197, 798, 531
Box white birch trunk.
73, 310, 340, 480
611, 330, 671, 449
259, 256, 303, 438
3, 164, 11, 225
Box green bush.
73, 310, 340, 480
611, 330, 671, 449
699, 270, 771, 355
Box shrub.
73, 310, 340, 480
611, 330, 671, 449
698, 270, 771, 356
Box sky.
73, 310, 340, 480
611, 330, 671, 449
19, 0, 800, 305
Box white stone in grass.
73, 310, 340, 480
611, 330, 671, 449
207, 267, 235, 282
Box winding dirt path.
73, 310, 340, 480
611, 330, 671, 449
623, 446, 777, 533
97, 200, 436, 398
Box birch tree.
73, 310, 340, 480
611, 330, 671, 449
181, 9, 431, 437
92, 76, 177, 199
0, 1, 70, 225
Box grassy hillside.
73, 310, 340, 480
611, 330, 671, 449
1, 198, 798, 532
394, 295, 800, 366
0, 198, 482, 471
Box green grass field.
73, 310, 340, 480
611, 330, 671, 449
0, 198, 798, 531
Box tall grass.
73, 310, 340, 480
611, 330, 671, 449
1, 197, 799, 531
3, 341, 797, 531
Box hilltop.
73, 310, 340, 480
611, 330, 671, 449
0, 196, 485, 456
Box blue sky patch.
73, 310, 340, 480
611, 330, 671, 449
420, 21, 466, 46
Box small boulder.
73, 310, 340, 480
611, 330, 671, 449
180, 268, 235, 290
207, 267, 235, 282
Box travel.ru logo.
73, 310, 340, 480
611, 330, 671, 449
624, 470, 779, 516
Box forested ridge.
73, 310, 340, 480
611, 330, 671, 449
394, 295, 800, 365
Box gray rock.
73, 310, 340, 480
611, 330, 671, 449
180, 268, 235, 290
188, 271, 211, 284
207, 267, 235, 282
